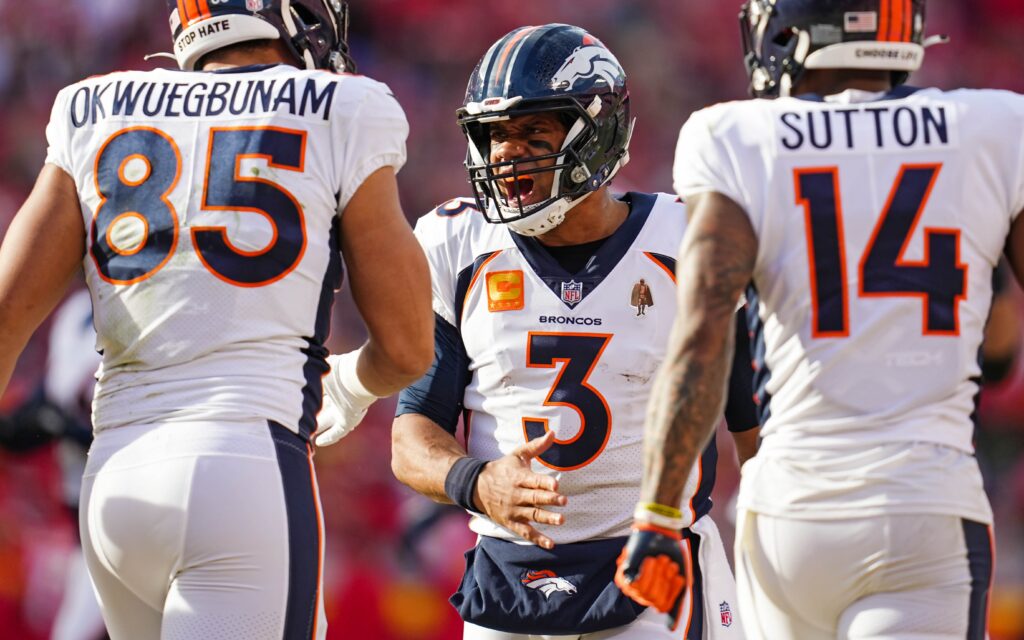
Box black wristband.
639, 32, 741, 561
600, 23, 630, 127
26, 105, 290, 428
444, 456, 488, 512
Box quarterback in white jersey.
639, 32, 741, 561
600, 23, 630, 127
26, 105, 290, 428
380, 25, 758, 640
0, 2, 433, 639
621, 1, 1024, 639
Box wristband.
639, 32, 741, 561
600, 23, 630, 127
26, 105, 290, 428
633, 502, 686, 531
444, 456, 488, 512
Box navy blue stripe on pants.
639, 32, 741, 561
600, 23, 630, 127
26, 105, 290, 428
962, 519, 993, 640
683, 528, 704, 639
270, 421, 322, 639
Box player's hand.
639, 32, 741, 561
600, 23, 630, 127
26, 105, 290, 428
614, 523, 692, 631
314, 350, 377, 447
313, 384, 367, 446
473, 431, 568, 549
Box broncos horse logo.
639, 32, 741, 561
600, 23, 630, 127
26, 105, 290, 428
550, 45, 621, 91
521, 570, 578, 598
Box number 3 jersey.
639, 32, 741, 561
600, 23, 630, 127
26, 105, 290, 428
398, 193, 757, 544
675, 87, 1024, 523
43, 65, 408, 437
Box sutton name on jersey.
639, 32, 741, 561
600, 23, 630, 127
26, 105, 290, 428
66, 76, 338, 127
778, 102, 952, 152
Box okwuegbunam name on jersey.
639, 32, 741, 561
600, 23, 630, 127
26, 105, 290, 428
398, 193, 757, 545
44, 64, 408, 438
674, 86, 1024, 523
64, 73, 338, 125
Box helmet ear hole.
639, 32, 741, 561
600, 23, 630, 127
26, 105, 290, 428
772, 28, 796, 47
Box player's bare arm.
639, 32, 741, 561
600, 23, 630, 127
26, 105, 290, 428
731, 426, 761, 467
640, 191, 757, 507
392, 414, 567, 549
0, 165, 85, 395
340, 166, 434, 394
1004, 208, 1024, 289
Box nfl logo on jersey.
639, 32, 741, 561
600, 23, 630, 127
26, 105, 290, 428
719, 601, 733, 627
560, 280, 583, 305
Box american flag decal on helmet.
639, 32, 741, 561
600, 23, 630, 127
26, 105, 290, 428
844, 11, 878, 33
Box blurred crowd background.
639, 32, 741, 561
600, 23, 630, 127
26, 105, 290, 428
0, 1, 1022, 638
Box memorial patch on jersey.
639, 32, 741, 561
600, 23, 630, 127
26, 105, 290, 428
561, 280, 583, 306
486, 270, 525, 312
629, 279, 654, 316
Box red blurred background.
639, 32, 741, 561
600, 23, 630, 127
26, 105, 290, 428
0, 1, 1022, 638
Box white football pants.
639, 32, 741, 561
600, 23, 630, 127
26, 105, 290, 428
736, 510, 994, 639
80, 421, 327, 640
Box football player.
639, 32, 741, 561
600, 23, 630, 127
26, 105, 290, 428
617, 1, 1024, 638
337, 23, 757, 639
0, 1, 433, 638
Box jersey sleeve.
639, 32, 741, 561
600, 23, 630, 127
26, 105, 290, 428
673, 106, 751, 221
1009, 95, 1024, 220
395, 313, 471, 433
335, 78, 409, 213
413, 210, 460, 326
44, 87, 74, 174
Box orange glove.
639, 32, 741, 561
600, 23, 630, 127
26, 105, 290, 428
614, 523, 692, 631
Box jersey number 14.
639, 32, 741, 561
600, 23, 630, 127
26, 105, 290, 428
796, 163, 967, 338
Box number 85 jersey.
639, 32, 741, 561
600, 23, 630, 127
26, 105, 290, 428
43, 65, 407, 437
674, 87, 1024, 456
399, 193, 755, 544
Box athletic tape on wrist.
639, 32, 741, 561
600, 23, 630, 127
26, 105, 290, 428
334, 349, 379, 405
444, 457, 488, 512
633, 502, 686, 531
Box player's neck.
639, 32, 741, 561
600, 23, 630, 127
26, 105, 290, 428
536, 189, 629, 247
794, 69, 892, 98
200, 43, 297, 71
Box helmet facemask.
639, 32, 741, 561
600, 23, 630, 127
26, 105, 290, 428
460, 99, 624, 236
277, 0, 357, 73
458, 24, 633, 237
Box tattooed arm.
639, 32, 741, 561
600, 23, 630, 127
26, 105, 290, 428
639, 191, 758, 506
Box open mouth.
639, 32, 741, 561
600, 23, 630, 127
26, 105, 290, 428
498, 175, 536, 206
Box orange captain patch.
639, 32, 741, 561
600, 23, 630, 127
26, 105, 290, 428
486, 270, 525, 312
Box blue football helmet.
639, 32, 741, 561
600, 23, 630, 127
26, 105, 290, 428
740, 0, 934, 97
166, 0, 355, 72
457, 24, 633, 237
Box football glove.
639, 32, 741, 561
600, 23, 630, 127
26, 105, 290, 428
314, 349, 379, 447
614, 523, 692, 631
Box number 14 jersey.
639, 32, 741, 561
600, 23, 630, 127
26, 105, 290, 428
675, 86, 1024, 522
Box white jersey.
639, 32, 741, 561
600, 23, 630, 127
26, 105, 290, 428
44, 64, 407, 436
675, 87, 1024, 522
412, 193, 721, 544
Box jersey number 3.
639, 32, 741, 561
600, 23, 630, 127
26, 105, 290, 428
90, 126, 307, 287
797, 163, 966, 337
523, 332, 613, 471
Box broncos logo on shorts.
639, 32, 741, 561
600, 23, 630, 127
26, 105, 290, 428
551, 45, 622, 91
521, 570, 578, 598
